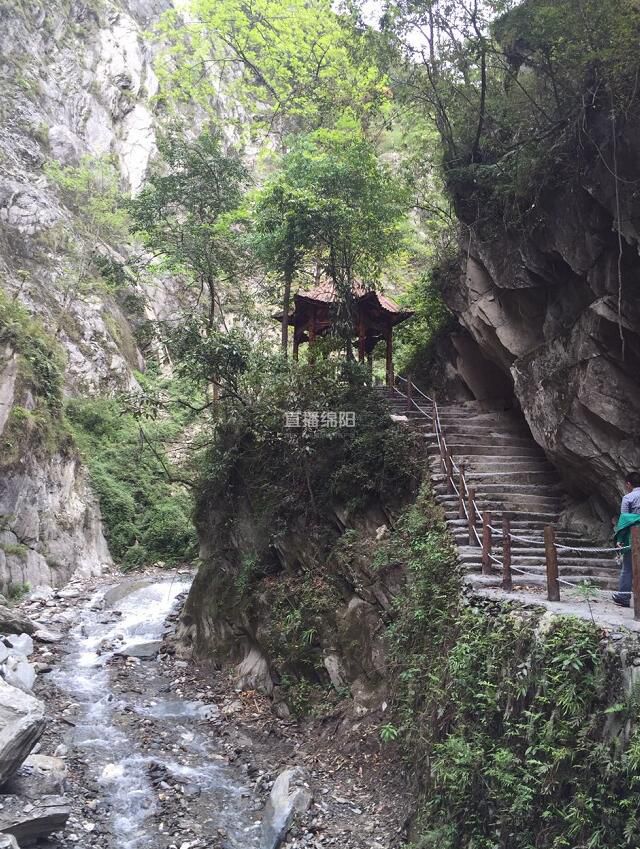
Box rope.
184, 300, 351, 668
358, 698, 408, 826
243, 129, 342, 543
392, 385, 434, 422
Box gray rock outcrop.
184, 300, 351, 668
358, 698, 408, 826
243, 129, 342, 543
0, 679, 45, 785
443, 110, 640, 519
0, 609, 34, 637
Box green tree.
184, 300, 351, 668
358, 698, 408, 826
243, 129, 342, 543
384, 0, 640, 204
250, 178, 315, 354
155, 0, 390, 138
279, 126, 409, 347
128, 128, 249, 329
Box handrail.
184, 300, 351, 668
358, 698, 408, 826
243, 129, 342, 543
393, 375, 640, 616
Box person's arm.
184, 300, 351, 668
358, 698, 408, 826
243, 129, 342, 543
622, 493, 632, 515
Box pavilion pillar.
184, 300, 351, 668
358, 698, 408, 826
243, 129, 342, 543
385, 323, 394, 388
292, 329, 300, 361
358, 313, 366, 363
308, 310, 316, 345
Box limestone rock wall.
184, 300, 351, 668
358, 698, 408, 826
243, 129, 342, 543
444, 110, 640, 517
0, 0, 185, 586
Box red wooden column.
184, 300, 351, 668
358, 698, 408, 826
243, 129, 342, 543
292, 331, 300, 361
308, 309, 317, 344
358, 308, 366, 363
385, 322, 394, 388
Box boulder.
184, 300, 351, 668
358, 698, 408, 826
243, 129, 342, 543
32, 627, 62, 644
2, 658, 36, 693
0, 835, 19, 848
0, 679, 45, 784
5, 754, 67, 798
260, 767, 312, 849
0, 608, 34, 637
4, 635, 33, 657
0, 795, 70, 846
116, 639, 162, 659
27, 586, 54, 603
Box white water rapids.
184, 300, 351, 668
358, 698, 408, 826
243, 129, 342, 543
50, 578, 262, 849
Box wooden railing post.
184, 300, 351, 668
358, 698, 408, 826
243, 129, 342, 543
544, 525, 560, 601
445, 445, 454, 494
458, 462, 466, 520
632, 526, 640, 621
467, 487, 477, 546
482, 512, 492, 574
502, 514, 512, 591
406, 374, 413, 411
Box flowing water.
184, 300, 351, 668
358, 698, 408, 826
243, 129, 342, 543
50, 578, 262, 849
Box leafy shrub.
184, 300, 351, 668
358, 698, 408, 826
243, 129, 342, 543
66, 396, 197, 570
386, 487, 640, 849
195, 353, 421, 542
0, 290, 68, 464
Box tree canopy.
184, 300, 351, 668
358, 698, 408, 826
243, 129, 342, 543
128, 128, 249, 329
156, 0, 391, 139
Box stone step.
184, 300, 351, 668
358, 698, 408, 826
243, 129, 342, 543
426, 433, 539, 446
449, 530, 597, 547
436, 471, 559, 485
458, 552, 618, 575
444, 444, 544, 457
444, 509, 560, 523
437, 494, 563, 508
453, 463, 556, 474
500, 546, 618, 562
463, 483, 562, 495
445, 517, 582, 531
466, 573, 618, 590
429, 454, 552, 467
460, 559, 618, 586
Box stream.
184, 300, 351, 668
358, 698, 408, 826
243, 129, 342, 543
49, 577, 263, 849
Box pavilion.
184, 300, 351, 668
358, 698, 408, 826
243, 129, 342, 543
274, 280, 414, 386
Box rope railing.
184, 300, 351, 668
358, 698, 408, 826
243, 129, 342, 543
393, 375, 640, 619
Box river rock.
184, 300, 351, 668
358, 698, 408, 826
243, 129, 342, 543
55, 588, 80, 600
0, 795, 70, 845
0, 835, 19, 848
0, 607, 35, 636
2, 657, 36, 693
260, 767, 312, 849
117, 639, 163, 659
32, 627, 62, 644
0, 678, 45, 785
5, 754, 67, 798
4, 635, 34, 657
28, 586, 54, 603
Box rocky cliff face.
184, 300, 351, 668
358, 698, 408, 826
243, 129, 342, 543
0, 0, 181, 588
443, 110, 640, 520
178, 494, 401, 717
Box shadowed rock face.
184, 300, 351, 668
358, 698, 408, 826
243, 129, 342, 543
443, 111, 640, 517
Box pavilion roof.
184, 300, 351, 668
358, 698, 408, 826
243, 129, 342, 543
274, 279, 414, 327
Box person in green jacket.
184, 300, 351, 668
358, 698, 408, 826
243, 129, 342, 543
612, 472, 640, 608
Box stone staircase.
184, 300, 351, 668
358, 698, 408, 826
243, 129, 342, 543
382, 388, 619, 592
